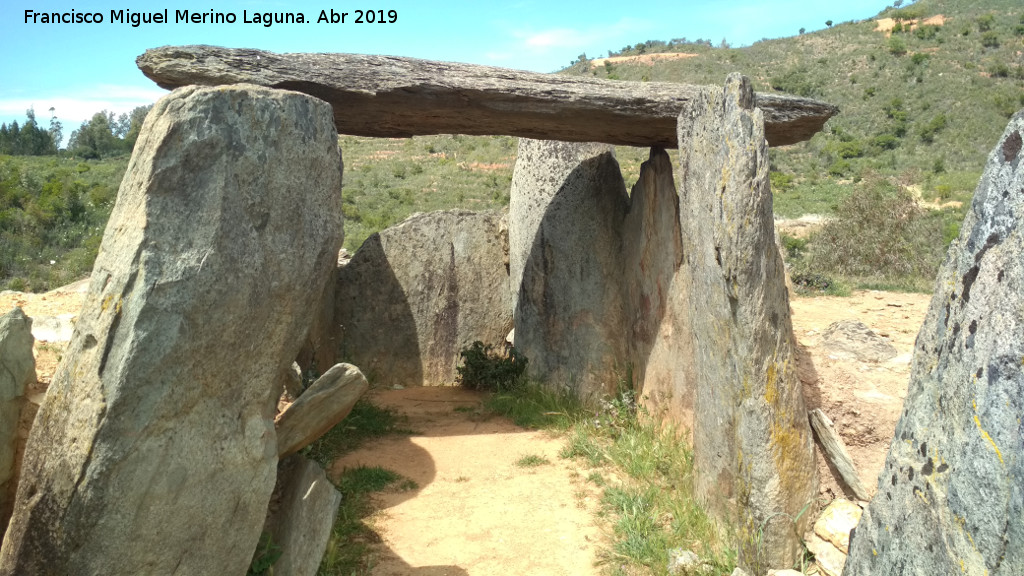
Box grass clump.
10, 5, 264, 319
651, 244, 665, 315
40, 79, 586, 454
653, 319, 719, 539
514, 454, 551, 468
319, 466, 419, 576
303, 398, 413, 467
485, 381, 584, 430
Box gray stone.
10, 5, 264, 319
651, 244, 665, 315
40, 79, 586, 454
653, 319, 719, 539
335, 209, 512, 387
276, 363, 369, 457
822, 319, 898, 363
677, 74, 816, 571
264, 455, 341, 576
809, 409, 871, 501
510, 140, 629, 398
0, 307, 34, 534
136, 46, 838, 147
623, 149, 696, 429
0, 84, 343, 575
844, 113, 1024, 576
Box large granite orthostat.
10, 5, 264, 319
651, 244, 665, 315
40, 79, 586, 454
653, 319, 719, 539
335, 209, 512, 387
0, 84, 344, 575
844, 111, 1024, 576
0, 307, 34, 537
136, 45, 838, 147
677, 74, 817, 571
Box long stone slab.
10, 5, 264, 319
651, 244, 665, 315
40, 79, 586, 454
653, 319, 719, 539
136, 45, 838, 147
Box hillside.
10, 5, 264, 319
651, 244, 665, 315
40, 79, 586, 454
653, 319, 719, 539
566, 0, 1024, 212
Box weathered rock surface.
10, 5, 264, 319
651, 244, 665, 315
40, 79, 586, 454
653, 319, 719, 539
276, 363, 369, 457
264, 455, 341, 576
813, 498, 862, 554
0, 307, 34, 534
844, 113, 1024, 576
677, 74, 816, 570
335, 209, 511, 387
0, 84, 344, 575
809, 408, 871, 501
822, 319, 898, 363
510, 140, 629, 398
136, 45, 838, 148
622, 149, 695, 428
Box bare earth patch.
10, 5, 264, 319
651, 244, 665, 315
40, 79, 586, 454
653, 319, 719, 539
590, 53, 698, 68
875, 14, 946, 36
330, 386, 603, 576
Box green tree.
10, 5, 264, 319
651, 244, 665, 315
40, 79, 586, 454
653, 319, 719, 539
68, 111, 124, 159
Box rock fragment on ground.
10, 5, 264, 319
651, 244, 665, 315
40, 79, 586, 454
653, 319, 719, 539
276, 363, 369, 457
263, 454, 342, 576
822, 319, 898, 362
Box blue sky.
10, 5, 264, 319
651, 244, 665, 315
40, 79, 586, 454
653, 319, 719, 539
1, 0, 895, 137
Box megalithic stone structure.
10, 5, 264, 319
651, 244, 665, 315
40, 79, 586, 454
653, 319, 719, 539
0, 84, 344, 576
677, 73, 817, 571
844, 111, 1024, 576
136, 45, 838, 148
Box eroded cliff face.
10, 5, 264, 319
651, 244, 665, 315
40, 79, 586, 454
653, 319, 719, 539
844, 111, 1024, 576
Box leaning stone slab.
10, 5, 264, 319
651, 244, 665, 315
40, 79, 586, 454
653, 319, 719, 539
335, 209, 512, 387
264, 455, 342, 576
137, 45, 838, 147
809, 408, 871, 501
276, 363, 369, 457
510, 140, 629, 398
0, 84, 343, 575
844, 112, 1024, 576
0, 307, 34, 535
677, 74, 817, 571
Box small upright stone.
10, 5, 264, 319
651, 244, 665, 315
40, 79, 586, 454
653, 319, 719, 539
0, 84, 343, 575
844, 112, 1024, 576
677, 74, 816, 570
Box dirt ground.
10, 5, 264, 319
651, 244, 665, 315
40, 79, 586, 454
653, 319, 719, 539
2, 282, 932, 572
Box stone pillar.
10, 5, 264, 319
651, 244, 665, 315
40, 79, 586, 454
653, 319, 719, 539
509, 140, 630, 398
0, 84, 343, 575
0, 307, 34, 538
677, 74, 816, 570
844, 111, 1024, 576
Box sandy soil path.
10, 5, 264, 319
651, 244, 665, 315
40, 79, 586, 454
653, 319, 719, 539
329, 386, 603, 576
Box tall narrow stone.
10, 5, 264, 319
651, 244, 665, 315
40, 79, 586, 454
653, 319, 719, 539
0, 85, 343, 575
844, 112, 1024, 576
509, 140, 629, 398
0, 307, 34, 536
677, 74, 816, 570
622, 149, 696, 428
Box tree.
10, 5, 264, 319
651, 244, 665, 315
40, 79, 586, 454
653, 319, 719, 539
68, 111, 122, 159
48, 107, 63, 151
826, 20, 833, 27
799, 27, 806, 35
894, 0, 904, 8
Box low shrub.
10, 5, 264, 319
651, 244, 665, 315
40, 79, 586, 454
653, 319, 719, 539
457, 341, 528, 392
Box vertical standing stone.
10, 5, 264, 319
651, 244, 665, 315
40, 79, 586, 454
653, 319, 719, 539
677, 74, 816, 570
844, 112, 1024, 576
0, 84, 343, 575
0, 307, 34, 537
509, 140, 629, 398
622, 149, 696, 428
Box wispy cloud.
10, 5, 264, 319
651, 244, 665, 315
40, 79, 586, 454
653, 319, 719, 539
510, 17, 649, 55
0, 84, 167, 128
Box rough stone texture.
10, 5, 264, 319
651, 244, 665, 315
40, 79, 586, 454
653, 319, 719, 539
844, 112, 1024, 576
677, 74, 816, 571
510, 140, 629, 398
814, 498, 862, 553
622, 150, 696, 428
0, 85, 344, 575
276, 363, 369, 457
296, 264, 339, 376
822, 319, 898, 363
804, 533, 846, 576
264, 455, 342, 576
136, 45, 838, 148
335, 209, 511, 387
809, 409, 871, 501
0, 308, 34, 535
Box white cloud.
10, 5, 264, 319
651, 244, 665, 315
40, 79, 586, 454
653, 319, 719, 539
0, 84, 167, 130
511, 18, 649, 55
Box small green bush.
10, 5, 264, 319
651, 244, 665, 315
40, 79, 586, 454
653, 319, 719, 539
919, 113, 948, 143
981, 31, 999, 48
809, 175, 945, 279
457, 341, 528, 392
976, 14, 995, 33
888, 36, 907, 56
